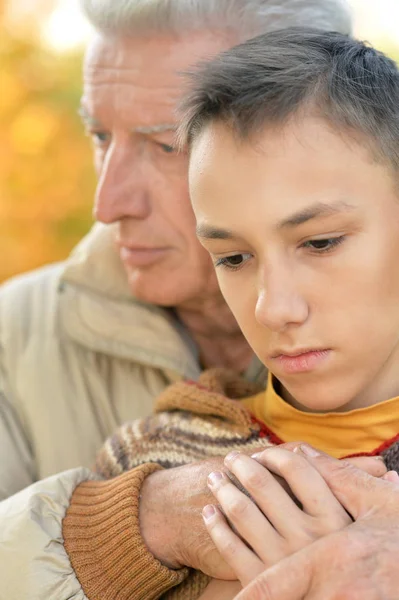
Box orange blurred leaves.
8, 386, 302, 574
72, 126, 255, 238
0, 23, 95, 281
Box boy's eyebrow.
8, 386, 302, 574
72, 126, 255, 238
196, 224, 235, 240
196, 200, 356, 241
277, 200, 356, 229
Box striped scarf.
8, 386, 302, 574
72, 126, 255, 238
96, 368, 399, 478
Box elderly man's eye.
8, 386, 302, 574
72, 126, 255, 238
157, 142, 176, 154
91, 131, 110, 144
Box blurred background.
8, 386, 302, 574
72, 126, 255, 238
1, 0, 399, 282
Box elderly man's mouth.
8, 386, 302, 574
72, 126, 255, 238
119, 246, 170, 267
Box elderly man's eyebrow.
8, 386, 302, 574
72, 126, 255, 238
77, 110, 176, 135
277, 201, 356, 229
196, 224, 235, 240
133, 124, 177, 134
77, 105, 101, 127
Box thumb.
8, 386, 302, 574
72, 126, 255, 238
234, 549, 312, 600
297, 444, 395, 519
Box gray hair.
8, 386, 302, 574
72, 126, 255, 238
80, 0, 352, 38
178, 27, 399, 171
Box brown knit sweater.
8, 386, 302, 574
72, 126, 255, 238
62, 369, 399, 600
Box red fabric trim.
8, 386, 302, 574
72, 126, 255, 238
344, 433, 399, 458
251, 416, 286, 445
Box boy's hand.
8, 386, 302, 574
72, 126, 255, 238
235, 448, 399, 600
139, 443, 385, 580
202, 445, 386, 587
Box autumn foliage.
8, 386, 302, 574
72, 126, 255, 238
0, 9, 95, 282
1, 3, 398, 283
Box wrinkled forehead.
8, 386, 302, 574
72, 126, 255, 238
84, 30, 239, 88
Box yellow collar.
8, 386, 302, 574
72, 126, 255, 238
242, 374, 399, 457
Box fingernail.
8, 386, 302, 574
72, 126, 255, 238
374, 455, 385, 461
202, 505, 216, 521
251, 452, 263, 460
300, 444, 320, 458
225, 451, 240, 464
383, 470, 399, 482
208, 471, 224, 487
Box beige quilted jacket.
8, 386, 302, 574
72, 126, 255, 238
0, 223, 263, 599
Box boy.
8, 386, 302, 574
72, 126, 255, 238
177, 27, 399, 596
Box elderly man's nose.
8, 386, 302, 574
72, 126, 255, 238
93, 145, 150, 223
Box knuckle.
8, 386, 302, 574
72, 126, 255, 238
284, 524, 315, 552
219, 538, 241, 559
280, 441, 304, 451
294, 528, 315, 547
278, 452, 309, 479
326, 459, 359, 484
244, 469, 270, 493
226, 496, 253, 521
307, 512, 351, 538
205, 515, 220, 534
327, 511, 352, 530
244, 575, 277, 600
326, 459, 379, 496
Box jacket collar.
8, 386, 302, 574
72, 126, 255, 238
58, 224, 201, 379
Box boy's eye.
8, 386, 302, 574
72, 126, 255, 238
302, 236, 345, 253
215, 253, 252, 270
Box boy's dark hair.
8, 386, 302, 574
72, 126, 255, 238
178, 27, 399, 169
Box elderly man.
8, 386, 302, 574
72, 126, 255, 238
0, 0, 368, 599
0, 0, 350, 498
0, 0, 350, 496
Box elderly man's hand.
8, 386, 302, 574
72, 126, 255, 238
235, 446, 399, 600
139, 457, 236, 579
138, 447, 387, 580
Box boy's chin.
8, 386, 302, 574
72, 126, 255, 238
283, 381, 353, 414
295, 396, 349, 413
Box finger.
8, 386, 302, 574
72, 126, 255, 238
251, 447, 349, 525
344, 456, 387, 478
223, 452, 311, 541
202, 503, 265, 587
207, 469, 284, 565
295, 444, 398, 518
234, 547, 313, 600
264, 444, 387, 478
383, 470, 399, 483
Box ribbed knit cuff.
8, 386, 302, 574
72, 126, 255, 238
63, 464, 189, 600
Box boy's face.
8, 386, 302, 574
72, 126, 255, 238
190, 118, 399, 412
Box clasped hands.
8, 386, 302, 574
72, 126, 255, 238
139, 443, 399, 600
200, 443, 399, 599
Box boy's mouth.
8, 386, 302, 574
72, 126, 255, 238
270, 349, 331, 374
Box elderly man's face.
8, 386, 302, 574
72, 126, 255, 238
81, 31, 236, 306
